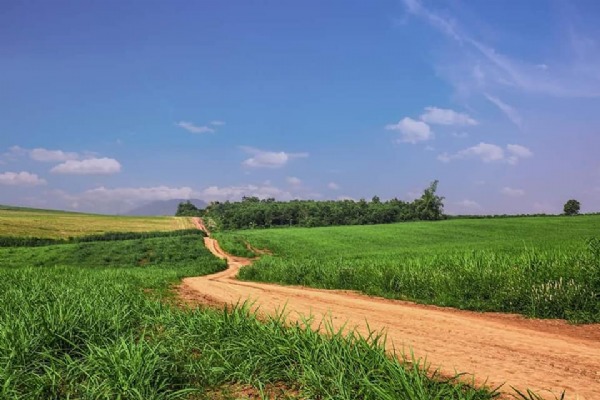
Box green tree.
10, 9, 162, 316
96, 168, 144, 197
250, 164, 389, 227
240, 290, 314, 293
563, 199, 581, 216
175, 201, 200, 216
414, 180, 445, 221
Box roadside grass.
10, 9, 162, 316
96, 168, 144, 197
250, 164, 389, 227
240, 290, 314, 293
0, 207, 189, 238
212, 233, 257, 258
0, 233, 504, 399
218, 216, 600, 322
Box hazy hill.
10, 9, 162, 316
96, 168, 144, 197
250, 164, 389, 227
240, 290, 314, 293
124, 199, 207, 216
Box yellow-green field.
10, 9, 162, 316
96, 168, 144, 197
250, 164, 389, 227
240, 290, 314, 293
0, 206, 194, 238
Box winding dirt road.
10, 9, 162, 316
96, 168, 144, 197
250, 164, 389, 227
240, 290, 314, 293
181, 218, 600, 399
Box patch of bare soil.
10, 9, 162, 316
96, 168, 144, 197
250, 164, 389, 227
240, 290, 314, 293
182, 218, 600, 399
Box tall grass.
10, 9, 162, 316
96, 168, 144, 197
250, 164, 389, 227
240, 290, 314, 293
223, 216, 600, 322
0, 234, 503, 399
241, 246, 600, 322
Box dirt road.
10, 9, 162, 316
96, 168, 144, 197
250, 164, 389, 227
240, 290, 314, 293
181, 218, 600, 399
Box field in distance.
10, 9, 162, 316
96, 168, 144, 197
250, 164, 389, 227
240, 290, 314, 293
0, 205, 194, 238
217, 215, 600, 322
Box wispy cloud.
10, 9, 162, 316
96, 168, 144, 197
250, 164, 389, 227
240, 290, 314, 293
210, 120, 226, 126
176, 121, 215, 134
501, 187, 525, 197
327, 182, 340, 190
484, 94, 522, 129
438, 142, 533, 165
452, 132, 469, 139
455, 199, 482, 210
241, 146, 308, 168
50, 158, 121, 175
402, 0, 600, 98
386, 117, 433, 144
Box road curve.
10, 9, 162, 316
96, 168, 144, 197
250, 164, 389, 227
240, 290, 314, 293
181, 218, 600, 399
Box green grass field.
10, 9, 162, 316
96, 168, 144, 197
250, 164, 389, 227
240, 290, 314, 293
218, 216, 600, 322
0, 209, 505, 399
0, 206, 194, 238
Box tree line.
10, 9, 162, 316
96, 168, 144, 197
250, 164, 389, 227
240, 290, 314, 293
177, 181, 445, 230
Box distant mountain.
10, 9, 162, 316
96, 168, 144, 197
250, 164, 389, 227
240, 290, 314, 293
124, 199, 207, 216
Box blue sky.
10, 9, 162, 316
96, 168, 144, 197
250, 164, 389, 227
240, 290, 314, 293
1, 0, 599, 214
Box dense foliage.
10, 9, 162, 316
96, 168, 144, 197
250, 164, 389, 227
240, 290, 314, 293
219, 216, 600, 322
203, 180, 445, 230
563, 199, 581, 216
175, 200, 202, 216
0, 235, 499, 399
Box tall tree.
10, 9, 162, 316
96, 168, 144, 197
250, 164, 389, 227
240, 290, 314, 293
415, 180, 445, 221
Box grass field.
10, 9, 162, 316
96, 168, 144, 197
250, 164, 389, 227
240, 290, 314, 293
0, 211, 504, 399
0, 206, 193, 238
218, 216, 600, 322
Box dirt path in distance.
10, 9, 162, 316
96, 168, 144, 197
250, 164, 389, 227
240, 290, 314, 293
182, 218, 600, 399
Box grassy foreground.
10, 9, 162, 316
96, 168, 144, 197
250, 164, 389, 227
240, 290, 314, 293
218, 216, 600, 322
0, 218, 502, 398
0, 206, 193, 238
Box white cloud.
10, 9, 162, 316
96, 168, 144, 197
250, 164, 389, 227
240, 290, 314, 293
506, 144, 533, 165
386, 117, 433, 144
30, 148, 80, 162
484, 94, 523, 129
438, 142, 532, 164
50, 158, 121, 175
420, 107, 478, 126
506, 144, 533, 158
84, 186, 193, 202
327, 182, 340, 190
438, 142, 504, 163
210, 120, 226, 126
286, 176, 302, 186
3, 146, 111, 166
455, 199, 482, 209
200, 184, 294, 202
176, 121, 215, 134
0, 171, 46, 186
501, 187, 525, 197
241, 146, 308, 168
